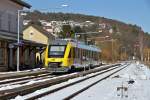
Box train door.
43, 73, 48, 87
68, 47, 74, 66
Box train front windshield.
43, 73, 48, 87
48, 45, 66, 57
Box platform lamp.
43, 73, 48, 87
17, 4, 69, 71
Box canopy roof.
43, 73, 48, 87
11, 0, 31, 8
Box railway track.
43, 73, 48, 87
63, 64, 129, 100
0, 64, 104, 86
0, 65, 101, 89
26, 63, 129, 100
26, 65, 124, 100
0, 66, 101, 88
0, 63, 124, 99
0, 69, 50, 81
0, 73, 56, 88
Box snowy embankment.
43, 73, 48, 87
73, 61, 150, 100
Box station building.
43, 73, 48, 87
0, 0, 45, 71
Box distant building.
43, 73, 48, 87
23, 20, 31, 26
23, 25, 55, 44
23, 25, 55, 65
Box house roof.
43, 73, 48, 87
11, 0, 31, 8
23, 39, 47, 47
24, 24, 55, 39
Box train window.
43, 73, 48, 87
94, 52, 96, 60
84, 50, 86, 56
77, 48, 79, 58
89, 51, 91, 58
78, 48, 80, 59
68, 48, 75, 58
95, 52, 98, 60
73, 48, 75, 58
97, 52, 99, 60
86, 50, 87, 58
80, 49, 82, 59
85, 50, 88, 58
48, 45, 66, 57
88, 50, 90, 58
79, 49, 80, 58
80, 49, 83, 60
68, 48, 72, 58
95, 52, 97, 60
92, 51, 94, 58
84, 50, 86, 57
74, 48, 76, 58
83, 49, 85, 59
83, 49, 87, 60
88, 51, 90, 58
78, 48, 80, 58
82, 49, 84, 56
75, 48, 78, 58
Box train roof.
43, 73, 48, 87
49, 39, 101, 52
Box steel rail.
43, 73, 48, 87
0, 73, 53, 85
0, 64, 121, 99
0, 69, 49, 80
0, 74, 56, 88
26, 65, 122, 100
63, 64, 129, 100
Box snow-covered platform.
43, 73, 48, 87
0, 68, 48, 80
73, 61, 150, 100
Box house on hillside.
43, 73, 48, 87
0, 0, 45, 71
23, 25, 55, 64
23, 25, 55, 44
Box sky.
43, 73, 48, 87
24, 0, 150, 33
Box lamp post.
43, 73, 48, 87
17, 10, 27, 71
17, 5, 69, 71
17, 10, 20, 71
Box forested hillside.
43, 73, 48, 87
24, 11, 150, 61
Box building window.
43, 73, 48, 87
0, 15, 1, 30
0, 42, 7, 65
30, 33, 34, 35
0, 11, 2, 30
0, 48, 4, 65
29, 32, 34, 39
8, 14, 11, 32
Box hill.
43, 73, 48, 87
24, 11, 150, 61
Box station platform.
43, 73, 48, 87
0, 68, 49, 80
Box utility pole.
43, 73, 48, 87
112, 39, 114, 62
139, 31, 144, 61
148, 50, 150, 62
111, 39, 117, 62
17, 10, 20, 71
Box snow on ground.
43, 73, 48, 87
10, 62, 150, 100
1, 64, 112, 92
11, 64, 125, 100
38, 64, 125, 100
0, 72, 78, 91
73, 61, 150, 100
